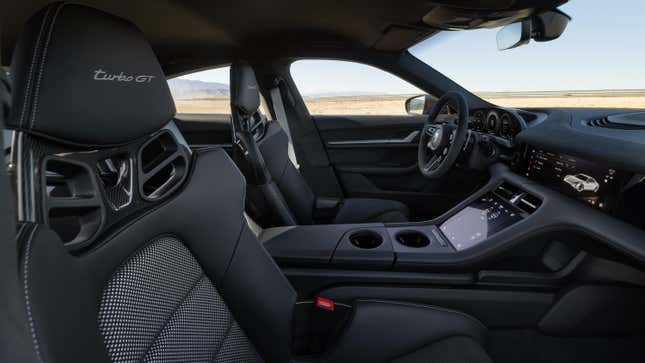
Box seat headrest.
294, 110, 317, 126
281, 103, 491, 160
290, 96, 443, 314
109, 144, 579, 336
230, 62, 260, 116
8, 3, 175, 146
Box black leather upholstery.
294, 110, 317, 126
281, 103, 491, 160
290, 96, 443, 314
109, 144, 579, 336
230, 63, 410, 226
334, 198, 410, 224
231, 61, 261, 115
2, 4, 492, 363
18, 149, 295, 362
326, 300, 490, 363
390, 337, 492, 363
0, 70, 40, 363
4, 4, 294, 362
8, 2, 175, 146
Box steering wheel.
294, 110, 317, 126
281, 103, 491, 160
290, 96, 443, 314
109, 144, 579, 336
418, 91, 469, 178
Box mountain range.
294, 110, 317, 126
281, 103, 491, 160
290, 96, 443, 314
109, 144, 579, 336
167, 79, 230, 100
168, 78, 384, 100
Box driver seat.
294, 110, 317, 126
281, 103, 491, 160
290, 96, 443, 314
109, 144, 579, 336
230, 63, 410, 227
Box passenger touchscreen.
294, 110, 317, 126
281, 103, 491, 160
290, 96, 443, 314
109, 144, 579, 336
523, 147, 623, 211
440, 193, 523, 251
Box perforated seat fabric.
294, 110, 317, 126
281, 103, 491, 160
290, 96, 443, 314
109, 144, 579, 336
99, 236, 260, 363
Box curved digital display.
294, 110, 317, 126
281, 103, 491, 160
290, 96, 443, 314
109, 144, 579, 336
523, 147, 624, 212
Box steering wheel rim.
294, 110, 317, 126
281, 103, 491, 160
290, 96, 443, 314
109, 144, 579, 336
417, 91, 469, 179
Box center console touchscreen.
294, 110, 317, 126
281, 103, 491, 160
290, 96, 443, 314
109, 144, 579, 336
440, 193, 523, 251
523, 147, 624, 212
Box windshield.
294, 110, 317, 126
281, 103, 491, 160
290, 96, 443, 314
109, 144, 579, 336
409, 0, 645, 109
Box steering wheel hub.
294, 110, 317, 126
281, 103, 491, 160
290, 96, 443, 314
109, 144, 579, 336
427, 125, 447, 151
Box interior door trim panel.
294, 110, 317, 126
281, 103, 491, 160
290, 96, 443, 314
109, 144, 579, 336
334, 164, 419, 175
327, 130, 419, 146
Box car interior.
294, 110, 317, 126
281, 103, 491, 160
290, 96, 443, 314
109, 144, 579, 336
1, 1, 645, 363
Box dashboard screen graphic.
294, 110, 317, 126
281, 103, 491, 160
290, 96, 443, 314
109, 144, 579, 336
440, 193, 522, 251
524, 147, 623, 211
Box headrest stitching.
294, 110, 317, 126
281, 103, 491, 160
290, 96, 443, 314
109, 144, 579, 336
18, 5, 53, 129
30, 2, 67, 131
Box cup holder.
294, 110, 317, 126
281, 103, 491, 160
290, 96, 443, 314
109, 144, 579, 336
349, 230, 383, 249
396, 231, 430, 248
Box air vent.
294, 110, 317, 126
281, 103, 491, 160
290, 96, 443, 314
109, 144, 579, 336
97, 154, 133, 211
42, 157, 104, 249
586, 117, 611, 128
516, 193, 542, 214
586, 112, 645, 130
138, 130, 189, 201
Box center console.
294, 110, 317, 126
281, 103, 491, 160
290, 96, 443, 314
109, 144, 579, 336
262, 179, 542, 270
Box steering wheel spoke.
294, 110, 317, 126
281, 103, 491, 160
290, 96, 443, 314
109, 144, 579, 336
423, 155, 441, 172
417, 91, 469, 178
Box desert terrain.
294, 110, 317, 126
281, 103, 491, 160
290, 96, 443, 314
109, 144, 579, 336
174, 90, 645, 115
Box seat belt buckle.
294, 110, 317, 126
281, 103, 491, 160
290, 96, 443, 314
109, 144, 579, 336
316, 296, 335, 311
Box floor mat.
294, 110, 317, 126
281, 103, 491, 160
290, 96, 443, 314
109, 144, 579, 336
487, 329, 645, 363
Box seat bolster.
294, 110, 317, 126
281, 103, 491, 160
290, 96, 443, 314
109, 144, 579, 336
324, 300, 487, 363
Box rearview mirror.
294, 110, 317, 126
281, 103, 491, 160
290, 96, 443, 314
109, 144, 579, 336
533, 9, 571, 42
497, 9, 571, 51
405, 94, 435, 115
496, 21, 531, 51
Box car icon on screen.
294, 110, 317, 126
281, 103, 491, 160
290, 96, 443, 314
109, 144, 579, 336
564, 173, 600, 193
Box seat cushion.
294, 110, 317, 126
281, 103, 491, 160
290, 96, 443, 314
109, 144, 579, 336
390, 336, 493, 363
325, 300, 490, 363
333, 198, 410, 224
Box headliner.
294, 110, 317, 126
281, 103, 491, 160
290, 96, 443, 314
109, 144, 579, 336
2, 0, 566, 75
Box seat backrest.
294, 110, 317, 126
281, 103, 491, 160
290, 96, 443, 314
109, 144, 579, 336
0, 65, 40, 363
3, 4, 295, 362
230, 63, 316, 225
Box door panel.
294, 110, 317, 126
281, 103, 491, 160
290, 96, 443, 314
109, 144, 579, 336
314, 115, 484, 220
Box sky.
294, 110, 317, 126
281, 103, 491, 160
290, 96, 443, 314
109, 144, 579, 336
179, 0, 645, 94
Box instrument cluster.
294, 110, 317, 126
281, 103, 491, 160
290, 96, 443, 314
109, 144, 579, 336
469, 109, 522, 140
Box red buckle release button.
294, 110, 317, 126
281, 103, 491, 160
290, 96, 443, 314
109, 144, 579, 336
316, 297, 335, 311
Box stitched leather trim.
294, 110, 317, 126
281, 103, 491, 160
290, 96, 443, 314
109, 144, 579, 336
21, 224, 44, 363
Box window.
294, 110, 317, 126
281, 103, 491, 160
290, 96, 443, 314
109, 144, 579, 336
408, 0, 645, 109
168, 67, 231, 115
290, 60, 423, 115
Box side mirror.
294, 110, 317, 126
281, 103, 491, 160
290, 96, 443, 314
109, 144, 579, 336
497, 9, 571, 51
405, 94, 435, 115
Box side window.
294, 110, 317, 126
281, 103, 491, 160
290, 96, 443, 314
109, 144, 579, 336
168, 67, 231, 116
290, 60, 424, 116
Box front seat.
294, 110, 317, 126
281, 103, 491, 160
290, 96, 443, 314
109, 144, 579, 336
230, 62, 410, 227
1, 4, 492, 363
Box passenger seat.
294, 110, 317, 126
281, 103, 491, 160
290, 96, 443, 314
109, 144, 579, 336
0, 4, 492, 363
230, 62, 410, 227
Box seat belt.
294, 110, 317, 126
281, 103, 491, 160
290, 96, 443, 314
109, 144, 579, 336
270, 82, 300, 169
